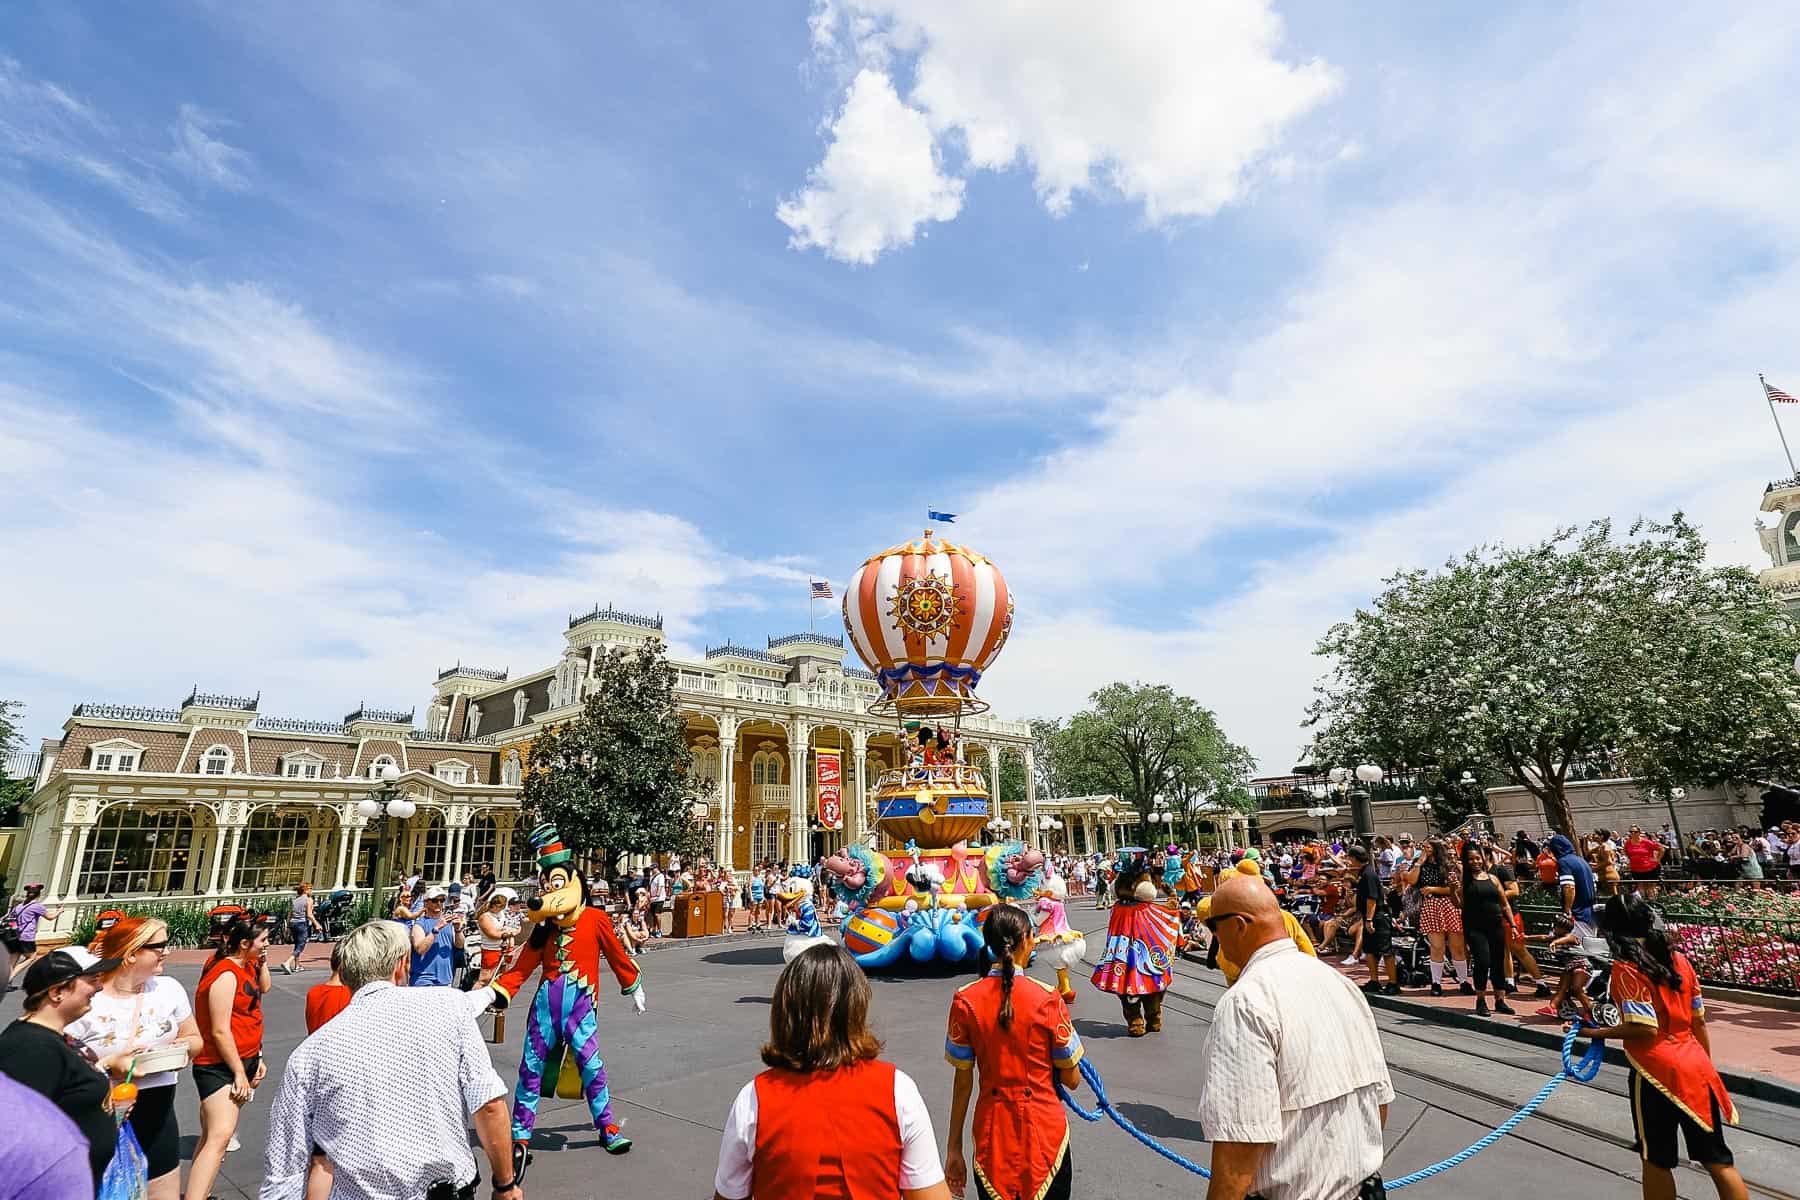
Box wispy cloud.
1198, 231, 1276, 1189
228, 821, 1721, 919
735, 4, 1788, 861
168, 103, 253, 192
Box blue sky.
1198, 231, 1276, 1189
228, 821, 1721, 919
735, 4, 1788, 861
3, 2, 1798, 772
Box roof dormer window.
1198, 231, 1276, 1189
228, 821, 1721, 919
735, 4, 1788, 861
282, 750, 325, 779
89, 739, 143, 773
433, 760, 470, 785
201, 746, 233, 776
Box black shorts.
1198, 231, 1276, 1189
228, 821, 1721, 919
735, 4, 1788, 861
1631, 1070, 1733, 1170
127, 1083, 181, 1178
1362, 912, 1394, 957
1632, 866, 1662, 881
193, 1053, 262, 1102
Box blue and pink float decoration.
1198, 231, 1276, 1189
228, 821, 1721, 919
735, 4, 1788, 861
819, 528, 1042, 970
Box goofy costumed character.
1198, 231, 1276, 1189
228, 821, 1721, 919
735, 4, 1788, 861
491, 824, 645, 1182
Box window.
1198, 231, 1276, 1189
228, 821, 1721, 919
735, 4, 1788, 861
753, 819, 784, 867
236, 811, 314, 890
367, 754, 397, 780
201, 746, 232, 776
282, 752, 324, 779
77, 806, 195, 896
434, 761, 470, 785
751, 750, 783, 786
88, 740, 144, 773
501, 749, 522, 787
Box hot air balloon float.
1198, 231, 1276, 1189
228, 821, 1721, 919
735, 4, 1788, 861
819, 528, 1046, 970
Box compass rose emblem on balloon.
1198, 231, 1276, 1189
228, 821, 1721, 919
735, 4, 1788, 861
890, 572, 959, 638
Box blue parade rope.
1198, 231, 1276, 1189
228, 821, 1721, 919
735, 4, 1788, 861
1056, 1024, 1606, 1191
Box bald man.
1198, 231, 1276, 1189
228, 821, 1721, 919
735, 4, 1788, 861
1196, 874, 1394, 1200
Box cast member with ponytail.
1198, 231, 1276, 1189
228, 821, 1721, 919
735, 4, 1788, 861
943, 903, 1084, 1200
1581, 893, 1747, 1200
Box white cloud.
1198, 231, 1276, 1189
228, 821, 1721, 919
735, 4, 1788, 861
776, 68, 963, 265
787, 0, 1339, 258
168, 104, 253, 192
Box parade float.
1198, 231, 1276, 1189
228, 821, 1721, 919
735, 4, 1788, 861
819, 528, 1047, 970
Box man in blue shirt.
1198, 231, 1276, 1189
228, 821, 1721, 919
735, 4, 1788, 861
405, 886, 464, 987
1548, 833, 1597, 933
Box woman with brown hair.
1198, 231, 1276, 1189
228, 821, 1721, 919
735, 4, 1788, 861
944, 904, 1084, 1200
186, 917, 270, 1200
712, 944, 949, 1200
1402, 837, 1471, 996
67, 916, 203, 1200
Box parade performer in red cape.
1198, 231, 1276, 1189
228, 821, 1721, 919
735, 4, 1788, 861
1090, 850, 1178, 1036
490, 823, 646, 1184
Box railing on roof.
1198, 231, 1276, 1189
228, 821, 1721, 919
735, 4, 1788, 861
3, 750, 41, 783
345, 706, 414, 725
183, 689, 259, 711
254, 716, 351, 737
705, 642, 785, 665
437, 664, 508, 682
843, 666, 876, 681
72, 703, 183, 723
768, 632, 844, 650
569, 604, 663, 631
413, 730, 507, 745
1766, 474, 1800, 494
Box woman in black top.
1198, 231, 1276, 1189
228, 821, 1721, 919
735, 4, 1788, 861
1459, 841, 1515, 1016
0, 948, 120, 1185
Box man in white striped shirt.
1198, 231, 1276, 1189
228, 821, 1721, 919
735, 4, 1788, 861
1196, 874, 1394, 1200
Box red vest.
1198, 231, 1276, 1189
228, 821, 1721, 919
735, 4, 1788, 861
751, 1060, 901, 1199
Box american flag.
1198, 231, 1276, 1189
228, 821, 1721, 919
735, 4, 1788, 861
1767, 378, 1798, 405
810, 580, 834, 599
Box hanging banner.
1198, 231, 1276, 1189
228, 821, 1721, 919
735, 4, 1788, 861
816, 750, 843, 830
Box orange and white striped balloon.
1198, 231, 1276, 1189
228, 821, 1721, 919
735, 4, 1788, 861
842, 530, 1013, 714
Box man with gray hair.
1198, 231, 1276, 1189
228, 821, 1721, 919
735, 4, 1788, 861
260, 921, 522, 1200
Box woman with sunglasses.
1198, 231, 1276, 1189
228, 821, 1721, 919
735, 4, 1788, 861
68, 916, 203, 1200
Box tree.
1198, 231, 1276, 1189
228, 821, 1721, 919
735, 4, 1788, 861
1026, 716, 1111, 800
0, 700, 26, 825
1061, 683, 1256, 841
521, 644, 708, 879
1306, 515, 1800, 836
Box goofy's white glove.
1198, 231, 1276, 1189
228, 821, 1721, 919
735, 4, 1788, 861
631, 983, 647, 1014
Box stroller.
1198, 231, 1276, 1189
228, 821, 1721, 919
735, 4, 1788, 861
316, 889, 356, 941
1389, 927, 1433, 988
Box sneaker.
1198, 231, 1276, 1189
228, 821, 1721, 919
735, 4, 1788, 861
227, 1136, 241, 1153
1341, 955, 1360, 966
1535, 1004, 1561, 1018
1494, 1000, 1516, 1016
1459, 980, 1475, 995
1360, 981, 1384, 995
1475, 999, 1490, 1016
1383, 983, 1401, 995
1534, 983, 1553, 999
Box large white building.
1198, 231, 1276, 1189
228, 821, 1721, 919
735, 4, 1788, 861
7, 605, 1060, 935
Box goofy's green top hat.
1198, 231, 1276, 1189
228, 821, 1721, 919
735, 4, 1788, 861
528, 823, 574, 872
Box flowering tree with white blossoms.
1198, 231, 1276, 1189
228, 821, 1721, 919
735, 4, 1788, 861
1305, 515, 1800, 836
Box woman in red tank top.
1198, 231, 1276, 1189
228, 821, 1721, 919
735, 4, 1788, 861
187, 918, 271, 1200
944, 903, 1084, 1200
712, 944, 950, 1200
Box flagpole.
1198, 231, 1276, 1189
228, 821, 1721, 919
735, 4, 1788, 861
1765, 375, 1797, 476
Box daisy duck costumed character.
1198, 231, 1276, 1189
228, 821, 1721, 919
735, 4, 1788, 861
1033, 873, 1087, 1005
490, 824, 645, 1184
1091, 850, 1179, 1037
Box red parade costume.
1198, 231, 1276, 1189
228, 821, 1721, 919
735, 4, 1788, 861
946, 969, 1084, 1200
750, 1059, 903, 1198
1611, 954, 1738, 1131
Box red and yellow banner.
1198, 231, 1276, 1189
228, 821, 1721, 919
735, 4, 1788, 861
816, 750, 843, 830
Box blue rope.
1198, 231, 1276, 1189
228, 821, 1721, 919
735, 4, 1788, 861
1056, 1024, 1606, 1190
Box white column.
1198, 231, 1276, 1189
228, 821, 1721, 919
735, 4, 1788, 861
1023, 747, 1038, 849
788, 720, 810, 863
331, 821, 352, 891
61, 824, 93, 900
220, 826, 245, 894
45, 826, 75, 903
204, 827, 226, 895
447, 817, 466, 882
850, 729, 869, 845
717, 717, 738, 870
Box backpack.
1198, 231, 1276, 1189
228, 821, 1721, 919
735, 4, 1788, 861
1535, 848, 1559, 885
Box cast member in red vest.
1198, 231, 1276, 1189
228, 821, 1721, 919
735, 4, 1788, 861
712, 944, 950, 1200
1580, 894, 1746, 1200
944, 903, 1084, 1200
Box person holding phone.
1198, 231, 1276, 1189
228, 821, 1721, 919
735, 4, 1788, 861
405, 887, 465, 987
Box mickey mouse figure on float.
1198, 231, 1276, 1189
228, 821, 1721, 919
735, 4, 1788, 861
490, 823, 645, 1185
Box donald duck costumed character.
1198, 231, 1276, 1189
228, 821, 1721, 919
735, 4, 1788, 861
777, 865, 833, 962
491, 824, 645, 1183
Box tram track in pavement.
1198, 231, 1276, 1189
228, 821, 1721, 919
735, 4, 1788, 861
1074, 943, 1798, 1199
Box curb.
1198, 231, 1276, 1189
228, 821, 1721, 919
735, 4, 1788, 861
1156, 959, 1800, 1110
637, 930, 785, 953
1362, 986, 1800, 1110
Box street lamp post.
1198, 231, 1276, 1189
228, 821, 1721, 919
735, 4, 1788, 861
1415, 796, 1433, 833
1327, 764, 1383, 839
356, 764, 416, 912
1035, 815, 1065, 853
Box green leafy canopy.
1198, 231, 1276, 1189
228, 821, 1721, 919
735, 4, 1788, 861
1305, 515, 1800, 835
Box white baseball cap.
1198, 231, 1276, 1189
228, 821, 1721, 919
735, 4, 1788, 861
491, 887, 518, 904
424, 885, 448, 900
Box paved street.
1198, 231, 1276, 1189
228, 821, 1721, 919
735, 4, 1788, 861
7, 933, 1797, 1199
